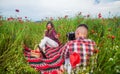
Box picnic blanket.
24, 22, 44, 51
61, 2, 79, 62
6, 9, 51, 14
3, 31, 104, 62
23, 45, 65, 74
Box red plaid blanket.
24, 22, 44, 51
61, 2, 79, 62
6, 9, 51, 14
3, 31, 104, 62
23, 45, 64, 74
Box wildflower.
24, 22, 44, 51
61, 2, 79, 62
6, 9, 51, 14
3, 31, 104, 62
50, 17, 53, 21
58, 17, 61, 20
107, 35, 111, 38
98, 13, 102, 18
17, 17, 22, 20
78, 12, 82, 15
19, 19, 23, 24
91, 30, 95, 34
111, 35, 115, 39
64, 15, 68, 19
15, 9, 19, 12
109, 58, 113, 61
93, 49, 99, 54
57, 33, 60, 38
99, 69, 101, 71
116, 69, 120, 73
7, 17, 14, 21
87, 14, 90, 18
108, 28, 112, 31
25, 16, 27, 18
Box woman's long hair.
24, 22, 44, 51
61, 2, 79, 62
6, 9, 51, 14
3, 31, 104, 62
46, 21, 55, 34
46, 21, 54, 29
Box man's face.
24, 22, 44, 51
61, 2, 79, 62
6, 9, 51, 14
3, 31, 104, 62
75, 27, 88, 39
75, 31, 80, 39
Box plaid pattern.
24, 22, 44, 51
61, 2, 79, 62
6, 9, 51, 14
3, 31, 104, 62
23, 45, 64, 74
61, 37, 96, 67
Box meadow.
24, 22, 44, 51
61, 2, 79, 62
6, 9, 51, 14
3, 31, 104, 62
0, 15, 120, 74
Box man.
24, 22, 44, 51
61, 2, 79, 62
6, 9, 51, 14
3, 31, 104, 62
60, 24, 97, 74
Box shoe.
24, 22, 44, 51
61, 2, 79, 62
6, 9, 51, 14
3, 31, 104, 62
38, 45, 47, 58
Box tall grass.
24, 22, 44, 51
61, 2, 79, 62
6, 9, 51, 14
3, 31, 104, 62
0, 16, 120, 74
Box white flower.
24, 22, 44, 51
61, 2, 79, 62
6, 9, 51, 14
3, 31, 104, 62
108, 58, 113, 61
99, 69, 101, 71
116, 69, 120, 73
86, 73, 89, 74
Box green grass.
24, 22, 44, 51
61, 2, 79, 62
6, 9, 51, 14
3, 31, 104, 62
0, 16, 120, 74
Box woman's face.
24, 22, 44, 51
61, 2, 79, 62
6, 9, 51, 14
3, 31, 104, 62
47, 24, 52, 30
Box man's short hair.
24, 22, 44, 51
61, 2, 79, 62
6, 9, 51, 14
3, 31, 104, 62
77, 24, 88, 30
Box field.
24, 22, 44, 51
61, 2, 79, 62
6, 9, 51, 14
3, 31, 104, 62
0, 15, 120, 74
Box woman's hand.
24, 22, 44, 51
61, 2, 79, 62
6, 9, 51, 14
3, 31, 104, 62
31, 49, 41, 58
55, 33, 60, 38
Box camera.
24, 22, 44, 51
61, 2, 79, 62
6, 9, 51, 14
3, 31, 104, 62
67, 32, 75, 40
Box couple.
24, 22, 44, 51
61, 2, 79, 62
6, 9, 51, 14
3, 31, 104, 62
27, 21, 97, 74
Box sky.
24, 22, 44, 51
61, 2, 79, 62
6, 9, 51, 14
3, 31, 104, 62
0, 0, 120, 21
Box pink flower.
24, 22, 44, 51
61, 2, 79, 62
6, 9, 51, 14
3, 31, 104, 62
58, 17, 61, 20
78, 12, 82, 15
17, 17, 22, 20
15, 9, 19, 12
50, 17, 53, 21
7, 17, 14, 21
87, 14, 90, 18
64, 15, 68, 19
25, 16, 27, 18
0, 16, 2, 19
19, 19, 23, 24
98, 13, 102, 18
111, 35, 115, 40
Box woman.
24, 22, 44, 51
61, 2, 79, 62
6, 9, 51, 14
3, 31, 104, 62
31, 21, 60, 58
39, 21, 60, 50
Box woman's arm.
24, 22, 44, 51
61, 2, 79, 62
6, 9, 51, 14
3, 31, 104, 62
52, 29, 60, 39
